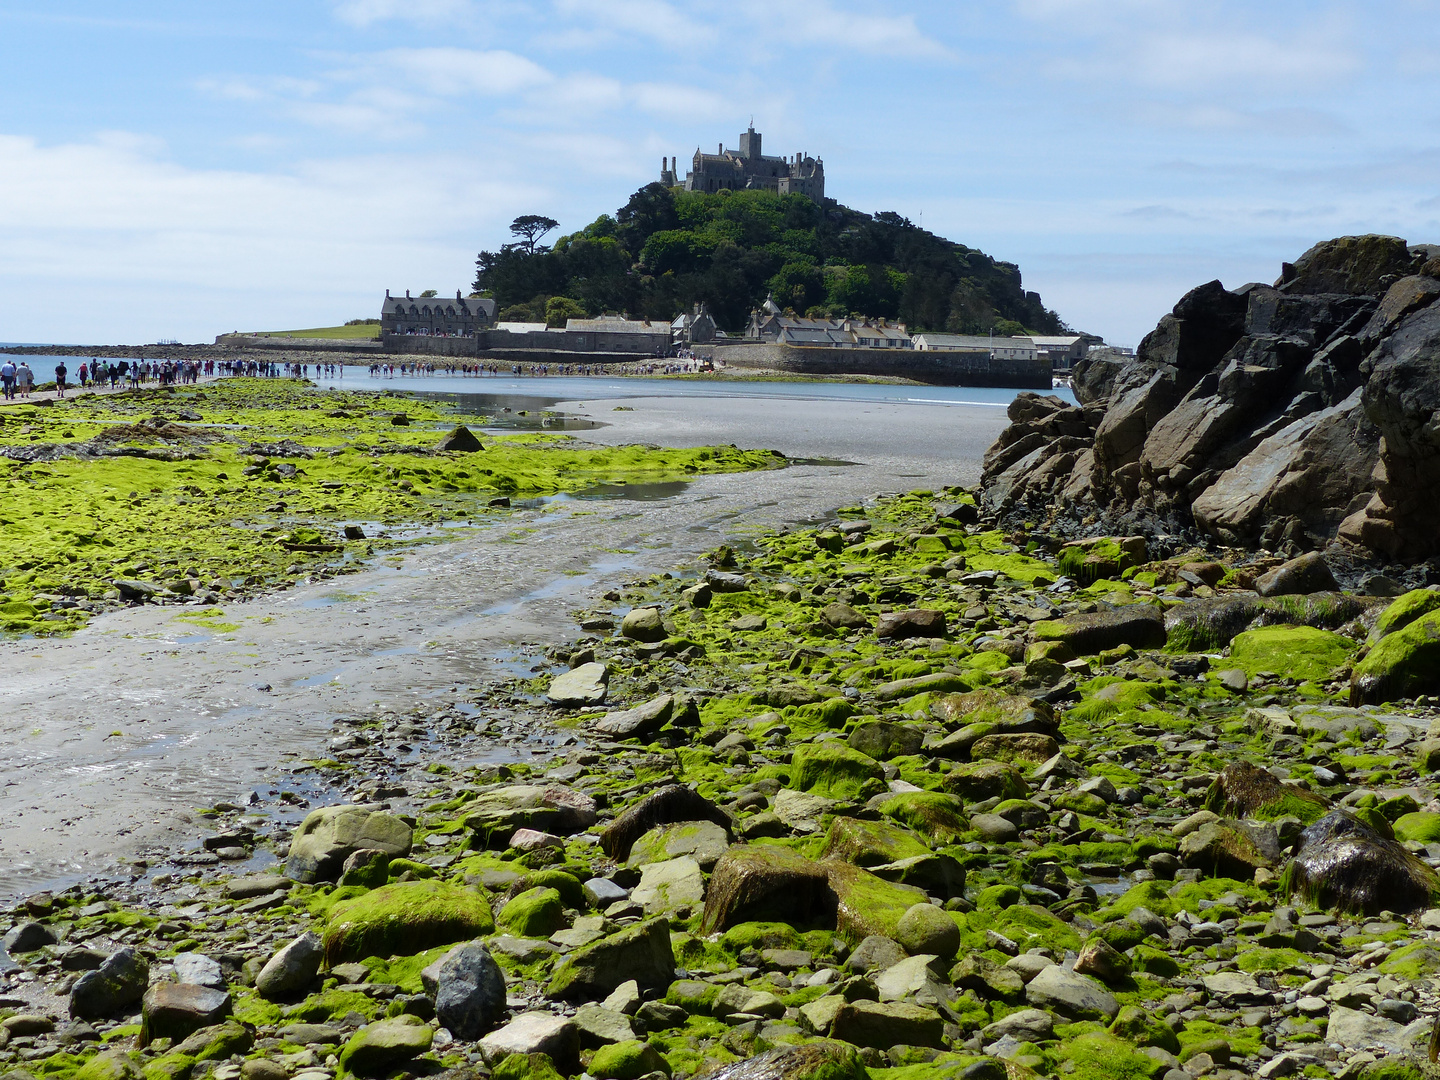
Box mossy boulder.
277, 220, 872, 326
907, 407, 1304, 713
1228, 625, 1356, 683
496, 887, 566, 939
588, 1040, 671, 1080
941, 760, 1029, 803
719, 922, 800, 954
1393, 812, 1440, 844
76, 1050, 142, 1080
789, 743, 886, 800
284, 805, 414, 884
492, 1053, 564, 1080
701, 845, 831, 934
821, 817, 930, 867
1032, 603, 1166, 654
702, 1041, 868, 1080
1352, 610, 1440, 705
338, 1014, 433, 1077
1109, 1003, 1181, 1054
545, 917, 676, 999
1204, 761, 1329, 824
1371, 589, 1440, 641
874, 791, 968, 843
323, 880, 495, 964
823, 860, 927, 943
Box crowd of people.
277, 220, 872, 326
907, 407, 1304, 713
218, 360, 344, 380
364, 356, 716, 378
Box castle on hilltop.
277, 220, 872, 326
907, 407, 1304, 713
661, 126, 825, 202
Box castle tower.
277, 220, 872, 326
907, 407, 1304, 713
738, 126, 760, 160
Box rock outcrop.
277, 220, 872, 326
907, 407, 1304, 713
981, 235, 1440, 566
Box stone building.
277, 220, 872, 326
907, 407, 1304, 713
381, 291, 496, 336
661, 126, 825, 202
912, 334, 1038, 361
747, 297, 911, 350
672, 303, 718, 345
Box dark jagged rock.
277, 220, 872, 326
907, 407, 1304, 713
981, 234, 1440, 564
436, 425, 484, 452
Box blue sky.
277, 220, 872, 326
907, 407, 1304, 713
2, 0, 1438, 346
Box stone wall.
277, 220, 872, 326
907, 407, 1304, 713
214, 334, 382, 353
703, 342, 1052, 388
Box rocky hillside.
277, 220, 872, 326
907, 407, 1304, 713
981, 235, 1440, 569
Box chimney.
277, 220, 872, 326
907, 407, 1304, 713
457, 289, 462, 299
406, 289, 411, 299
385, 288, 390, 298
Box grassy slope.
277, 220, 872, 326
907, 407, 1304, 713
250, 324, 381, 340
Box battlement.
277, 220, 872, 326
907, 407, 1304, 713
661, 126, 825, 202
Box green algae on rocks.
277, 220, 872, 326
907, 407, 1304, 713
0, 378, 782, 636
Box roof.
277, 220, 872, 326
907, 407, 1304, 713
383, 295, 496, 317
495, 322, 549, 334
913, 334, 1036, 351
565, 317, 671, 335
1027, 336, 1082, 347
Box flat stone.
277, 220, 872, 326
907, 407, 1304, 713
1325, 1005, 1425, 1053
1024, 964, 1119, 1021
339, 1015, 433, 1077
1202, 971, 1269, 1004
256, 932, 323, 998
477, 1012, 580, 1074
547, 662, 609, 707
573, 1003, 635, 1048
172, 953, 226, 991
592, 693, 674, 738
141, 982, 232, 1045
631, 857, 705, 915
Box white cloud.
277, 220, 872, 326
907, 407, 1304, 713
331, 0, 472, 28
0, 133, 541, 342
630, 82, 730, 120
379, 48, 554, 96
1128, 31, 1358, 92
551, 0, 709, 48
749, 0, 951, 58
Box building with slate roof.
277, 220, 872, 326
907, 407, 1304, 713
661, 126, 824, 202
381, 291, 497, 337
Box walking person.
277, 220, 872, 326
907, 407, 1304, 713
16, 362, 34, 398
54, 360, 67, 398
0, 358, 14, 400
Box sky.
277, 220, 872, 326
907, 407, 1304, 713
1, 1, 1438, 347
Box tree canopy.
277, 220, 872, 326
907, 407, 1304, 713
475, 185, 1068, 334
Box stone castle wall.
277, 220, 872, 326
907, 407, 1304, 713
703, 343, 1053, 388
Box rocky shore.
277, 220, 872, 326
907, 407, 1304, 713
983, 234, 1440, 572
6, 480, 1440, 1080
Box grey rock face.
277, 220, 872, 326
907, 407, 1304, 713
70, 947, 150, 1019
140, 982, 232, 1045
433, 942, 507, 1040
255, 932, 323, 998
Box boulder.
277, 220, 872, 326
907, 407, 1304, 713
478, 1013, 580, 1073
496, 888, 566, 938
820, 602, 870, 631
619, 607, 666, 643
284, 805, 413, 884
546, 917, 677, 999
546, 662, 609, 706
1255, 552, 1339, 597
338, 1015, 433, 1077
1285, 810, 1440, 915
434, 941, 507, 1040
1351, 610, 1440, 705
3, 922, 57, 953
140, 983, 231, 1046
171, 953, 224, 991
846, 721, 924, 761
255, 931, 323, 998
465, 784, 598, 842
789, 742, 885, 799
828, 999, 945, 1050
825, 861, 928, 943
436, 425, 483, 452
70, 948, 150, 1019
701, 846, 831, 934
875, 609, 946, 639
1279, 234, 1418, 296
627, 819, 730, 869
599, 784, 732, 862
322, 880, 495, 964
592, 692, 690, 739
1024, 964, 1120, 1021
589, 1040, 672, 1080
631, 857, 705, 915
1179, 819, 1278, 879
894, 903, 961, 961
1031, 604, 1166, 654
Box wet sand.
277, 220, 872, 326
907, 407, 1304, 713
0, 394, 1008, 899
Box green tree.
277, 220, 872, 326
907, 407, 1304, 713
509, 215, 560, 255
544, 296, 587, 327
